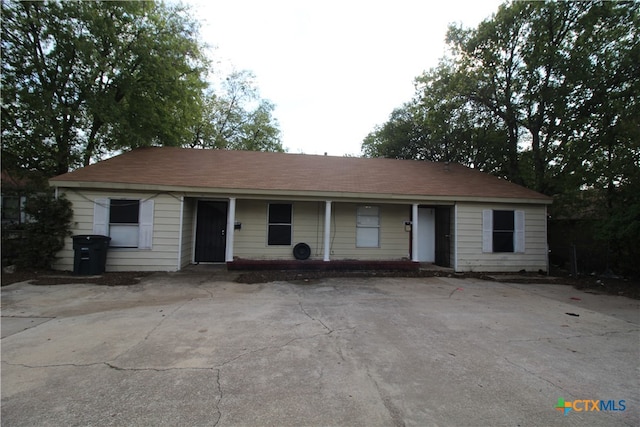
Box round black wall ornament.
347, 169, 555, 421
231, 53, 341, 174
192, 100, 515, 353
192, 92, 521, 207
293, 242, 311, 260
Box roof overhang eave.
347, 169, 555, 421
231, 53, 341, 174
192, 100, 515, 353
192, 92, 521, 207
49, 180, 552, 205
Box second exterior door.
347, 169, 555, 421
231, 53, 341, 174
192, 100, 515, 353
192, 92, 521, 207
418, 207, 436, 263
435, 207, 451, 267
195, 201, 227, 263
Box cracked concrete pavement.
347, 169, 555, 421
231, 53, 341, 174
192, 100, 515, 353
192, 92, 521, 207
2, 272, 639, 426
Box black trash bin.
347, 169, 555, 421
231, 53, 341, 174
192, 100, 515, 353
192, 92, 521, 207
72, 235, 111, 275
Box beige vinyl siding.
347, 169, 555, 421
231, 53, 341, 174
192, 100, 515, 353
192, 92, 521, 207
294, 201, 327, 258
330, 203, 410, 260
455, 202, 547, 272
53, 190, 182, 272
233, 200, 326, 260
232, 201, 411, 261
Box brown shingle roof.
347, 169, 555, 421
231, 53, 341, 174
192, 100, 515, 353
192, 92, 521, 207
50, 147, 551, 202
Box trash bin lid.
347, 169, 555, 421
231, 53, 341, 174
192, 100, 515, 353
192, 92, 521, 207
72, 235, 112, 241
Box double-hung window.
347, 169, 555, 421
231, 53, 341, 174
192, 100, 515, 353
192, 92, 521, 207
268, 203, 292, 245
492, 210, 514, 252
482, 209, 525, 253
109, 199, 140, 248
93, 198, 154, 249
356, 206, 380, 247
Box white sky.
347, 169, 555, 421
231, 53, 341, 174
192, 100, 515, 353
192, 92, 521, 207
186, 0, 503, 156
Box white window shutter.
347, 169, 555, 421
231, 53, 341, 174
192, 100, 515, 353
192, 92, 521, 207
482, 209, 493, 253
93, 199, 109, 235
514, 210, 525, 253
138, 199, 154, 249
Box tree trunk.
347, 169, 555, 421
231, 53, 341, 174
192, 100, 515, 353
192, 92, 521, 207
505, 116, 522, 185
54, 131, 70, 176
531, 130, 546, 193
83, 117, 104, 166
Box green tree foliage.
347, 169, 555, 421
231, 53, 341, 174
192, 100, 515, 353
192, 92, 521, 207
363, 1, 639, 274
187, 71, 283, 152
363, 61, 508, 176
2, 1, 284, 176
1, 0, 210, 176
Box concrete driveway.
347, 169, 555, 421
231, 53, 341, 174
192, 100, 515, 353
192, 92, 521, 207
2, 272, 638, 426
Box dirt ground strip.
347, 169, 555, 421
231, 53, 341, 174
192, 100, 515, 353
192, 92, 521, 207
2, 267, 638, 299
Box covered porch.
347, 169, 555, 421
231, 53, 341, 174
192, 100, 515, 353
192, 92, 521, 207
181, 197, 454, 270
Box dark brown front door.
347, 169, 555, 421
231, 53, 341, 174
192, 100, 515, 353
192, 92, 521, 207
195, 201, 227, 262
435, 207, 451, 267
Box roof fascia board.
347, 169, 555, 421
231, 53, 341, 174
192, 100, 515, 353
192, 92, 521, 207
51, 180, 552, 205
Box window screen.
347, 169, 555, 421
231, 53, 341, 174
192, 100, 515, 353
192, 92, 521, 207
493, 210, 514, 253
109, 199, 140, 247
356, 206, 380, 248
268, 203, 292, 245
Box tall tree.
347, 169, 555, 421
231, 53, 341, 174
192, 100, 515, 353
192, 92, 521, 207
364, 1, 638, 196
363, 61, 509, 176
445, 3, 529, 185
443, 1, 638, 194
362, 1, 639, 273
563, 2, 640, 272
187, 71, 283, 152
1, 0, 209, 176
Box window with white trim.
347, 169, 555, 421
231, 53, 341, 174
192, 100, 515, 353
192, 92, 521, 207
268, 203, 292, 245
93, 198, 154, 249
356, 206, 380, 247
482, 209, 525, 253
109, 199, 140, 248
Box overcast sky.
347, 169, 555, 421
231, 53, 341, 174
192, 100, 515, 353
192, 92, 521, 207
186, 0, 503, 156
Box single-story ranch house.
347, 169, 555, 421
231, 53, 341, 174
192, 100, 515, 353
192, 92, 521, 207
49, 147, 552, 273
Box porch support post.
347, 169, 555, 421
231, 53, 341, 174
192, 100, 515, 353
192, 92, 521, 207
323, 201, 332, 261
412, 203, 419, 262
225, 197, 236, 262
